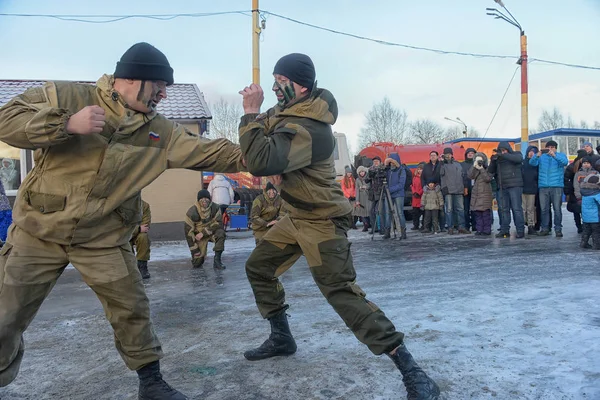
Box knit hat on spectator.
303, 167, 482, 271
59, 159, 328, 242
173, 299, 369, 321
266, 182, 276, 192
443, 147, 453, 155
583, 141, 593, 148
197, 189, 211, 201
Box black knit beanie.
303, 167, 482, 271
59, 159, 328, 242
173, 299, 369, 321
197, 189, 211, 201
266, 182, 276, 192
114, 42, 174, 86
273, 53, 316, 90
443, 147, 453, 155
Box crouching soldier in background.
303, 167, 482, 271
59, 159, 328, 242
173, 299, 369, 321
251, 182, 283, 245
184, 190, 227, 270
130, 199, 152, 279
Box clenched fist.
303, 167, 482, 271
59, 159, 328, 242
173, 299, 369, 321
66, 105, 106, 135
238, 84, 264, 114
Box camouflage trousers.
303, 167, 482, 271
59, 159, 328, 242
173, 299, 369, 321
130, 231, 151, 261
191, 228, 226, 259
245, 213, 404, 355
0, 225, 163, 387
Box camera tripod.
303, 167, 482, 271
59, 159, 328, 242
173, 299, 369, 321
371, 178, 402, 240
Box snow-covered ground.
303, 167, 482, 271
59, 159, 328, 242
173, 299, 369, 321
1, 216, 599, 400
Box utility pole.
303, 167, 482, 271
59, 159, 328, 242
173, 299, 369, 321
486, 1, 528, 155
252, 0, 261, 85
519, 32, 528, 155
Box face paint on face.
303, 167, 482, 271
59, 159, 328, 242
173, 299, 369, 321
200, 198, 210, 208
272, 80, 296, 107
136, 80, 166, 112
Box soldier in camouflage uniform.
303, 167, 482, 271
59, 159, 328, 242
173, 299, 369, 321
251, 182, 283, 245
130, 199, 152, 279
238, 53, 440, 400
0, 42, 244, 400
184, 190, 226, 270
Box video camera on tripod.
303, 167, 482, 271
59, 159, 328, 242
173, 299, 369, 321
367, 164, 390, 185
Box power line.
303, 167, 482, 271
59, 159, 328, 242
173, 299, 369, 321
478, 66, 520, 148
1, 9, 599, 71
261, 11, 600, 71
0, 11, 251, 24
261, 11, 516, 60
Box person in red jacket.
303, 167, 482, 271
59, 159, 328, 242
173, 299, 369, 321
341, 166, 358, 229
411, 162, 425, 230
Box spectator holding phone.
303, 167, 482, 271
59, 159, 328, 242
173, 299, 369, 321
529, 140, 569, 237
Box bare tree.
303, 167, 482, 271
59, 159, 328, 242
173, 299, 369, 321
580, 120, 589, 129
208, 97, 243, 144
595, 121, 600, 130
537, 107, 565, 131
406, 119, 446, 144
358, 97, 408, 149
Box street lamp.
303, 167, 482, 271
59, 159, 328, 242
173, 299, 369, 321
486, 0, 528, 156
445, 117, 468, 138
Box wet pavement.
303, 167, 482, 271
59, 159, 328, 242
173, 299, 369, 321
1, 215, 599, 400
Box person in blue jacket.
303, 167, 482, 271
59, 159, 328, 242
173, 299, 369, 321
529, 140, 569, 237
383, 153, 409, 239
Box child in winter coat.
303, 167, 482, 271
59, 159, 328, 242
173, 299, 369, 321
579, 174, 600, 249
411, 162, 425, 230
468, 152, 493, 235
421, 180, 444, 233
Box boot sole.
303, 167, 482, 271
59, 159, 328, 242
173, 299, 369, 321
243, 349, 296, 361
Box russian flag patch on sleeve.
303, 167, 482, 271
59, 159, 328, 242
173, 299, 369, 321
149, 131, 160, 141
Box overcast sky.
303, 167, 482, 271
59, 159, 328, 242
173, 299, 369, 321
1, 0, 599, 152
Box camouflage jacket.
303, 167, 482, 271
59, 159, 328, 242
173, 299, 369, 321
0, 74, 243, 248
184, 201, 222, 252
251, 192, 283, 232
238, 88, 352, 220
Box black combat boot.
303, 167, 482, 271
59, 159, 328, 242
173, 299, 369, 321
400, 227, 407, 240
388, 343, 440, 400
137, 361, 187, 400
244, 312, 297, 361
137, 260, 150, 279
213, 251, 226, 270
191, 256, 204, 269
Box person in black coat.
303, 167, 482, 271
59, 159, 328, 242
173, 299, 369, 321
522, 145, 539, 234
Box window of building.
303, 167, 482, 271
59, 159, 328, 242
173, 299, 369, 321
0, 143, 28, 196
